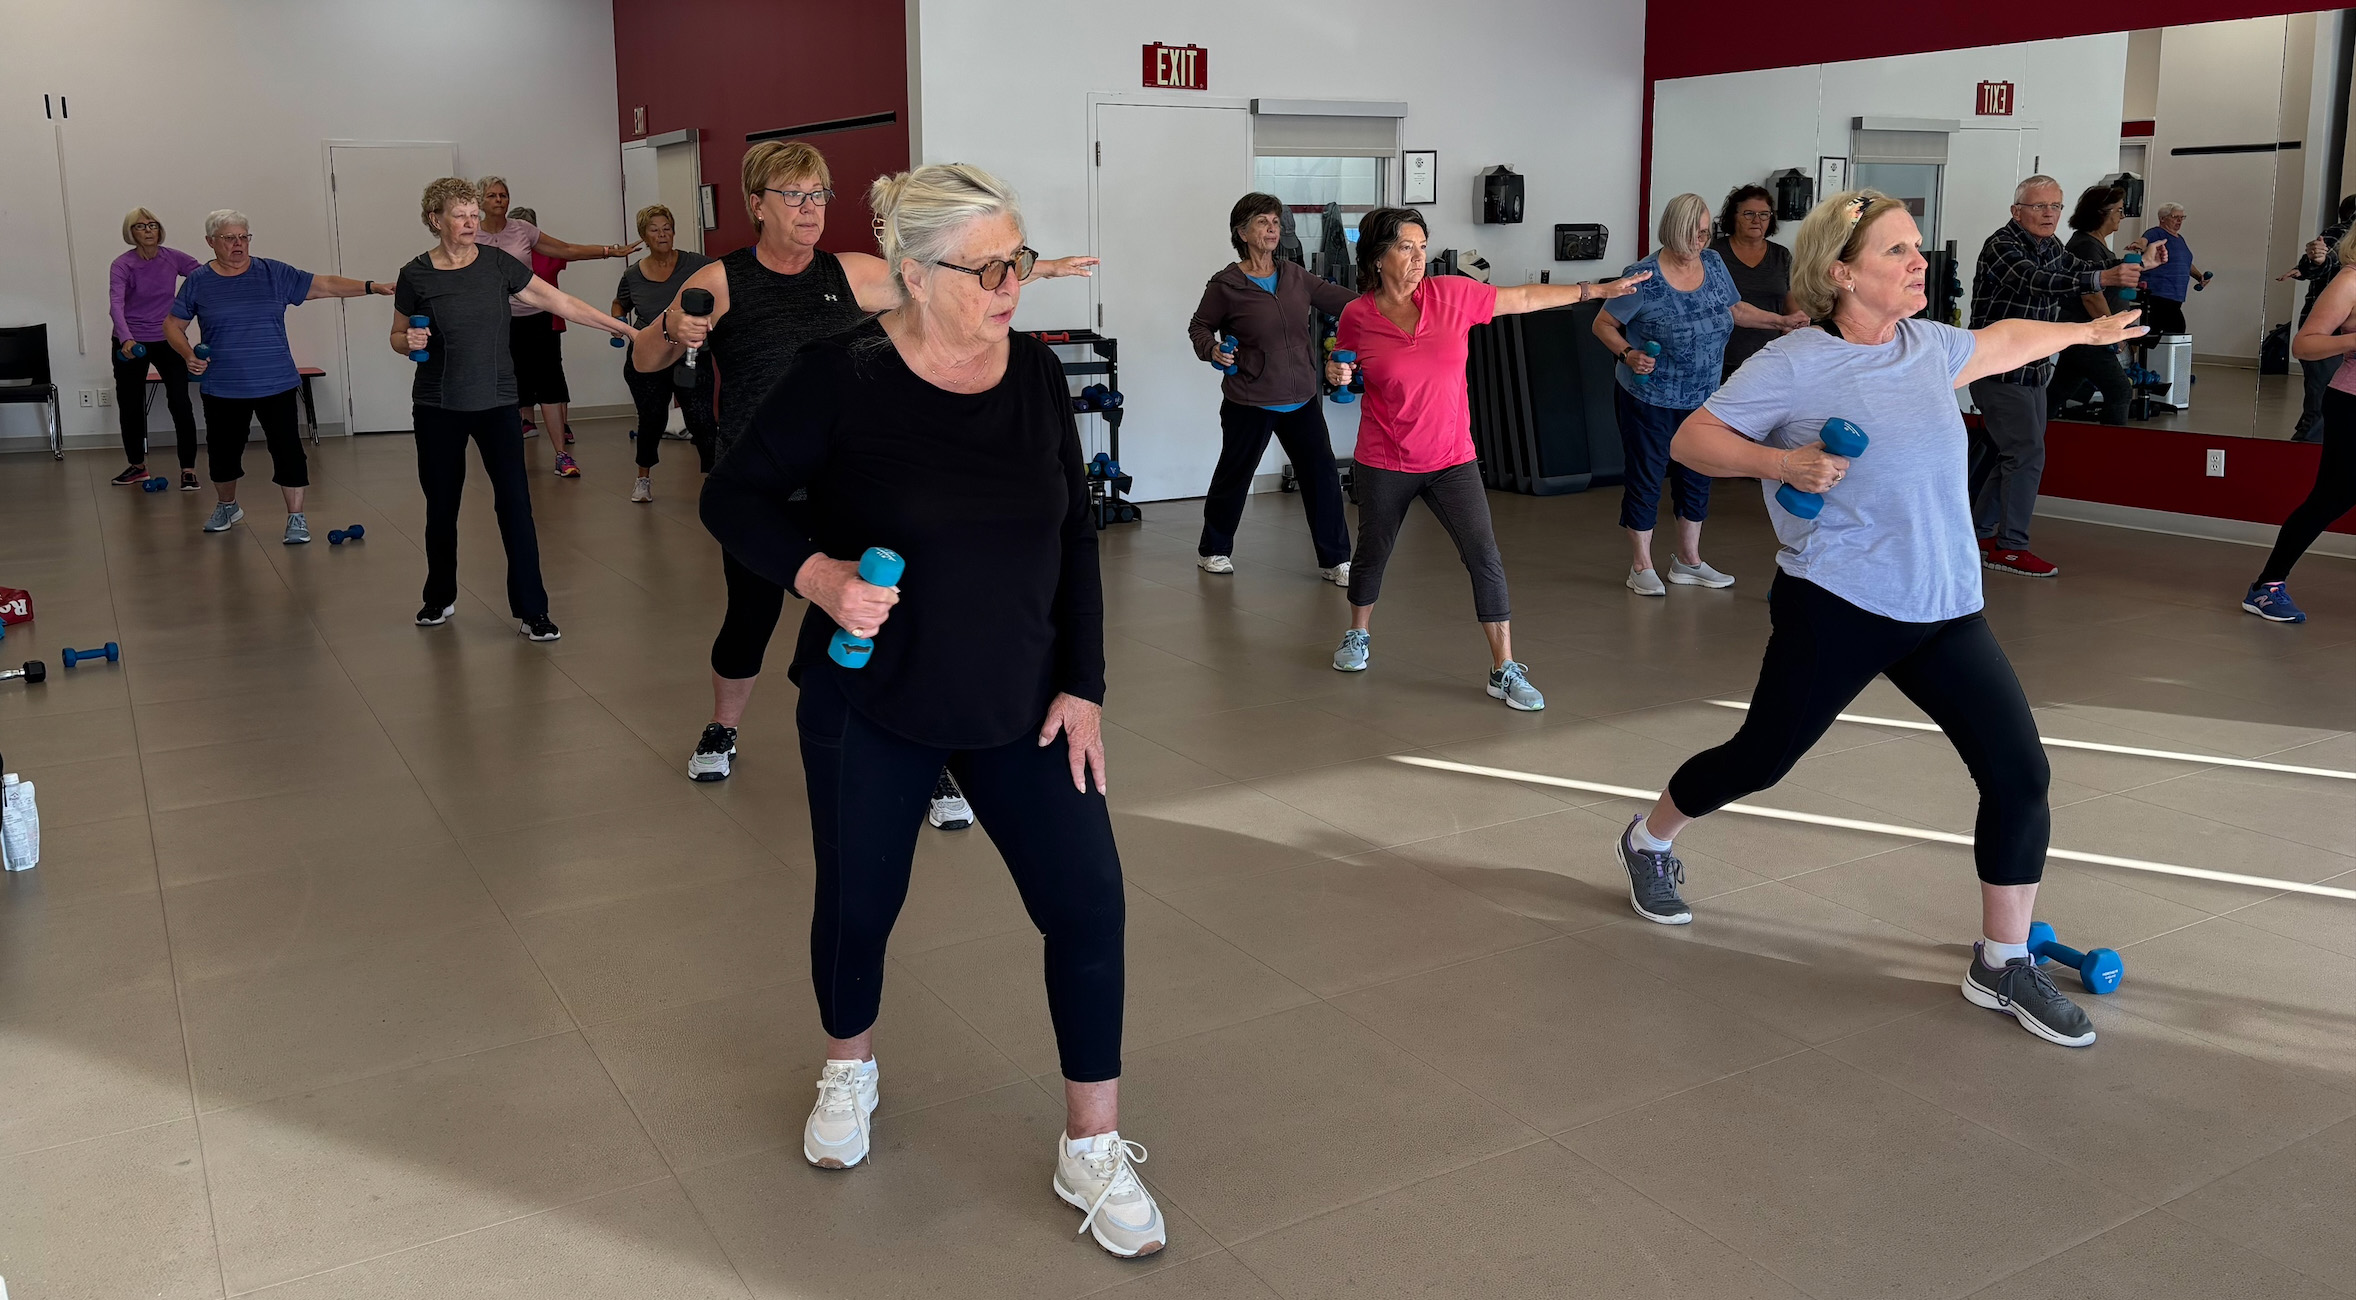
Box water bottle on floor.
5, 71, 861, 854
2, 770, 40, 871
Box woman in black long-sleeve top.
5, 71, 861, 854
699, 163, 1164, 1260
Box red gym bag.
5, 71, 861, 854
0, 588, 30, 626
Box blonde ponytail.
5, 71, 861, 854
868, 163, 1024, 301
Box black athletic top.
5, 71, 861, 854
699, 319, 1103, 749
705, 246, 865, 456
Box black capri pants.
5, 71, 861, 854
2257, 387, 2356, 585
1345, 459, 1510, 621
798, 666, 1125, 1082
712, 551, 787, 680
625, 359, 717, 472
1666, 572, 2050, 887
510, 314, 571, 407
201, 387, 307, 488
111, 336, 197, 469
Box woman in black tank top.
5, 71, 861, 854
627, 141, 1097, 789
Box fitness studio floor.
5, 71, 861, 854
4, 420, 2355, 1300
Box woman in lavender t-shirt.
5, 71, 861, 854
107, 207, 203, 488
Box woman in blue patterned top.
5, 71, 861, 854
1594, 192, 1807, 596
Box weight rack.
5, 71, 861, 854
1029, 328, 1141, 528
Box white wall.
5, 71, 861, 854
0, 0, 628, 451
910, 0, 1647, 495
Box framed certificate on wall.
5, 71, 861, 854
1402, 150, 1437, 206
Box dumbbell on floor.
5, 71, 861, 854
0, 661, 44, 686
142, 476, 171, 493
60, 642, 121, 669
328, 524, 366, 545
1775, 417, 1869, 521
2027, 921, 2124, 995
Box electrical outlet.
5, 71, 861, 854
78, 390, 93, 408
2205, 448, 2226, 477
95, 389, 111, 407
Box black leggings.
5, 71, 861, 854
1199, 399, 1352, 568
2257, 387, 2356, 585
413, 404, 548, 619
1666, 573, 2051, 887
1346, 460, 1510, 620
111, 337, 196, 468
202, 387, 307, 488
798, 667, 1125, 1081
712, 550, 787, 680
625, 359, 717, 471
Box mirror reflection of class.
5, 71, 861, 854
1652, 12, 2354, 444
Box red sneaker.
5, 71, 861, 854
1984, 547, 2058, 577
1976, 536, 1997, 553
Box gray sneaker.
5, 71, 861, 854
1332, 628, 1371, 672
1962, 944, 2096, 1047
1668, 557, 1734, 588
283, 513, 310, 545
1487, 660, 1545, 711
203, 501, 244, 533
1616, 816, 1692, 924
1626, 566, 1667, 597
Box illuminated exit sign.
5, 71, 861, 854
1143, 43, 1208, 91
1977, 81, 2015, 115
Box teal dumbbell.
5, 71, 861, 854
408, 316, 432, 363
826, 547, 905, 669
1211, 334, 1238, 375
1630, 339, 1662, 384
328, 524, 366, 545
129, 342, 147, 358
1774, 417, 1869, 521
2027, 921, 2124, 994
61, 641, 121, 668
1330, 350, 1361, 404
2119, 251, 2141, 303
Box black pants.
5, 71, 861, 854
1666, 573, 2050, 887
1346, 460, 1510, 620
798, 667, 1125, 1081
625, 359, 717, 472
201, 387, 307, 488
2296, 316, 2340, 440
413, 404, 549, 618
1199, 400, 1352, 568
2145, 297, 2188, 335
111, 336, 196, 468
2258, 388, 2356, 585
511, 314, 571, 407
710, 551, 787, 680
2047, 344, 2131, 426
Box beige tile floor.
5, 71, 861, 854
3, 420, 2355, 1299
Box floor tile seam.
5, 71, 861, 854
1209, 1132, 1560, 1254
2101, 786, 2356, 865
868, 955, 1052, 1090
2145, 1200, 2356, 1299
223, 1170, 705, 1299
191, 1024, 587, 1120
1240, 776, 1578, 857
164, 910, 547, 999
1308, 930, 1578, 1005
460, 855, 793, 926
0, 1110, 206, 1163
662, 1075, 1049, 1181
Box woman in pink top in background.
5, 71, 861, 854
475, 179, 640, 475
1326, 206, 1647, 710
107, 207, 203, 488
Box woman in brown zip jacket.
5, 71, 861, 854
1186, 192, 1361, 583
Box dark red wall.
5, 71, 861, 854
1644, 0, 2350, 533
611, 0, 910, 258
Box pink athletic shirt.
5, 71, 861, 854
1334, 275, 1499, 472
474, 218, 543, 317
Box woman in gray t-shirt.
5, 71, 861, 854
1602, 190, 2149, 1051
611, 204, 716, 500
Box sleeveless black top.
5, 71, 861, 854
706, 245, 867, 455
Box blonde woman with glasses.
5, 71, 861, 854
107, 207, 202, 488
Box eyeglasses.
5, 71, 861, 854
130, 222, 161, 232
762, 186, 834, 208
934, 246, 1037, 291
213, 233, 253, 244
2016, 203, 2065, 215
1735, 209, 1773, 220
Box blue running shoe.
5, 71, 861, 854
2242, 582, 2306, 624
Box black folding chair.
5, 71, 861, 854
0, 325, 63, 460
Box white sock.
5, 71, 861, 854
1067, 1131, 1110, 1156
1982, 938, 2030, 967
1628, 819, 1674, 853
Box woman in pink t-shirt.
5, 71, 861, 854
477, 179, 641, 475
1327, 207, 1646, 709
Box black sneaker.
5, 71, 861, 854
518, 614, 562, 642
111, 466, 151, 486
687, 723, 737, 782
1616, 815, 1692, 925
928, 768, 974, 830
415, 603, 455, 626
1962, 944, 2096, 1047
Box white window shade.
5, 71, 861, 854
1851, 128, 1952, 166
1253, 112, 1402, 158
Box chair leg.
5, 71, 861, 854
49, 392, 61, 461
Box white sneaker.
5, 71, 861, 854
1626, 566, 1667, 597
1323, 561, 1351, 587
1668, 557, 1734, 588
1054, 1131, 1166, 1258
803, 1058, 879, 1169
631, 477, 653, 503
1197, 554, 1234, 574
927, 769, 973, 830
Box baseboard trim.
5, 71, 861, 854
2037, 496, 2356, 559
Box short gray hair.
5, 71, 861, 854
2012, 175, 2063, 204
476, 175, 509, 196
1655, 191, 1714, 256
2157, 202, 2186, 220
204, 209, 250, 237
867, 163, 1024, 301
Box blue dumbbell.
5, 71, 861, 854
1774, 417, 1869, 521
408, 315, 432, 363
1080, 384, 1123, 411
129, 342, 147, 358
328, 524, 365, 545
1630, 339, 1662, 385
826, 547, 905, 669
610, 333, 627, 348
2027, 921, 2124, 995
141, 475, 170, 493
60, 641, 121, 668
193, 343, 210, 363
2119, 250, 2141, 303
1330, 349, 1361, 404
1211, 334, 1237, 375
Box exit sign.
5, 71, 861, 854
1977, 80, 2015, 115
1143, 43, 1208, 91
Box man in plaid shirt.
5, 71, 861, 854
1967, 175, 2156, 577
2280, 195, 2353, 442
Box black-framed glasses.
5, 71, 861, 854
934, 246, 1037, 291
130, 221, 161, 232
762, 186, 834, 208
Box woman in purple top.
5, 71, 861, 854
108, 207, 202, 488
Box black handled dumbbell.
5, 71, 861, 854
60, 642, 120, 669
328, 524, 366, 546
2027, 921, 2124, 994
679, 288, 714, 370
0, 660, 43, 685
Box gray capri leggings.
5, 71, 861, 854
1346, 460, 1511, 621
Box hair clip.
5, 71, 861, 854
1843, 197, 1868, 229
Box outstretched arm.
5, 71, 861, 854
532, 231, 642, 262
305, 274, 395, 301
515, 277, 635, 342
1957, 312, 2146, 387
1494, 269, 1649, 316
